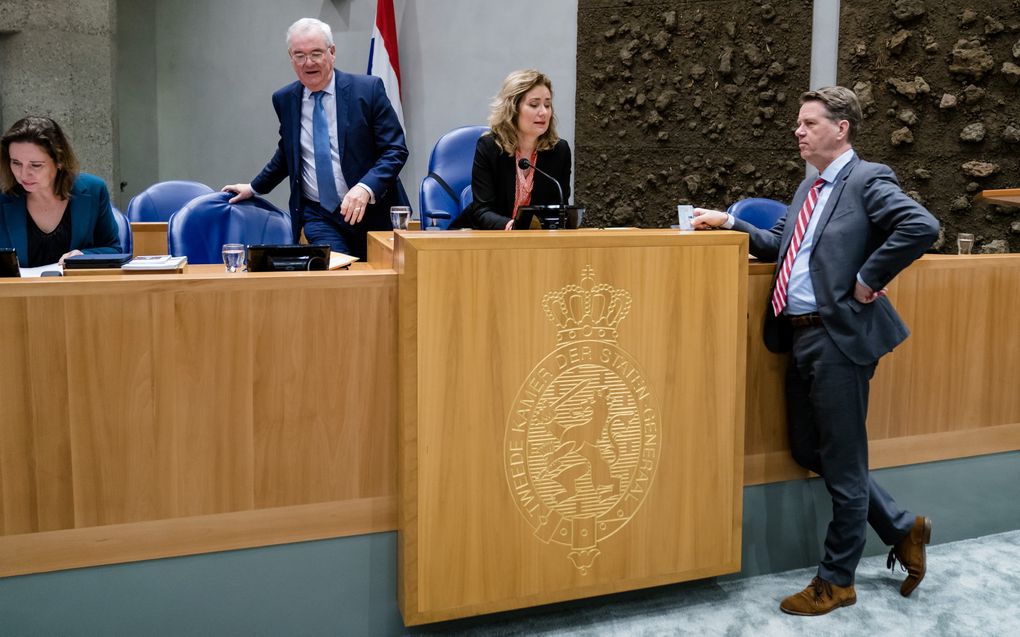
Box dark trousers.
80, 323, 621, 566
785, 324, 914, 587
301, 198, 391, 260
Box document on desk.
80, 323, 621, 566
329, 251, 358, 270
122, 255, 188, 271
19, 263, 62, 277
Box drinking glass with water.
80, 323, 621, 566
222, 243, 246, 272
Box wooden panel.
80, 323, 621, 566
974, 188, 1020, 206
0, 297, 37, 535
2, 249, 1019, 584
64, 293, 165, 527
252, 285, 397, 507
0, 496, 395, 578
0, 267, 397, 575
367, 231, 395, 269
742, 255, 1020, 485
398, 230, 748, 624
130, 222, 169, 256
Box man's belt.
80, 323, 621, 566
786, 313, 824, 329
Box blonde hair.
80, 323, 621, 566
487, 69, 559, 154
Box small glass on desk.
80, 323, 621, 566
957, 233, 974, 255
390, 206, 410, 230
222, 243, 246, 272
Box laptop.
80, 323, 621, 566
62, 253, 133, 269
0, 247, 19, 277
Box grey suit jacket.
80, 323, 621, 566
734, 155, 939, 366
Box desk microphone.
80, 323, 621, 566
517, 158, 566, 209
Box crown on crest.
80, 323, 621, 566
542, 266, 631, 343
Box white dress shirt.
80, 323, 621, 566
784, 148, 855, 315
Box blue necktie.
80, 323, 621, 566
312, 91, 341, 212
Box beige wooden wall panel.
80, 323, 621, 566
0, 268, 397, 575
742, 255, 1020, 484
2, 250, 1018, 581
129, 222, 168, 256
397, 230, 749, 624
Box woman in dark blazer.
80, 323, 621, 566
457, 69, 572, 230
1, 116, 120, 267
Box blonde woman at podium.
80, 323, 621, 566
455, 69, 572, 230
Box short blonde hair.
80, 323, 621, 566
487, 69, 559, 154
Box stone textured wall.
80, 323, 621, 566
0, 0, 117, 189
575, 0, 813, 228
839, 0, 1020, 252
576, 0, 1020, 252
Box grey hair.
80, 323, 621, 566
286, 18, 334, 49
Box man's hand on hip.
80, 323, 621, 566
854, 280, 888, 304
340, 184, 371, 224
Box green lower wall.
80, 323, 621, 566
2, 451, 1017, 636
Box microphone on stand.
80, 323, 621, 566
517, 158, 566, 209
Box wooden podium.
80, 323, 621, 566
395, 229, 749, 624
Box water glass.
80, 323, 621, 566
222, 243, 245, 272
957, 233, 974, 255
390, 206, 411, 230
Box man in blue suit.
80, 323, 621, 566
693, 86, 940, 615
224, 17, 408, 260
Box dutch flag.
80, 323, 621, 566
367, 0, 404, 129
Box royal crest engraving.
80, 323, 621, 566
505, 266, 661, 573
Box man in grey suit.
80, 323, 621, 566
693, 86, 940, 615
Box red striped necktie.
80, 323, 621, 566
770, 178, 826, 317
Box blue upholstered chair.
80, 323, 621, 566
126, 180, 215, 222
727, 197, 787, 230
419, 125, 488, 230
111, 206, 133, 255
168, 192, 292, 264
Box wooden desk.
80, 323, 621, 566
974, 188, 1020, 206
743, 254, 1020, 484
395, 229, 749, 624
0, 265, 397, 576
2, 246, 1019, 608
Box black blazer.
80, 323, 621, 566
457, 135, 572, 229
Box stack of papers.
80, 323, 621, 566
122, 255, 188, 272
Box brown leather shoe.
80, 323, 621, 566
887, 515, 932, 597
779, 577, 856, 616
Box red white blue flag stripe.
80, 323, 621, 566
368, 0, 404, 129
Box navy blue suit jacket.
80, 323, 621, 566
1, 173, 121, 266
734, 155, 939, 365
250, 70, 408, 241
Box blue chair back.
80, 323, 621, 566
111, 206, 133, 255
126, 180, 215, 222
419, 126, 488, 229
168, 192, 293, 264
727, 197, 787, 230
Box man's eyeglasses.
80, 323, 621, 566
290, 50, 328, 64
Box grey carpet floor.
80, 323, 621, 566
412, 529, 1020, 636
